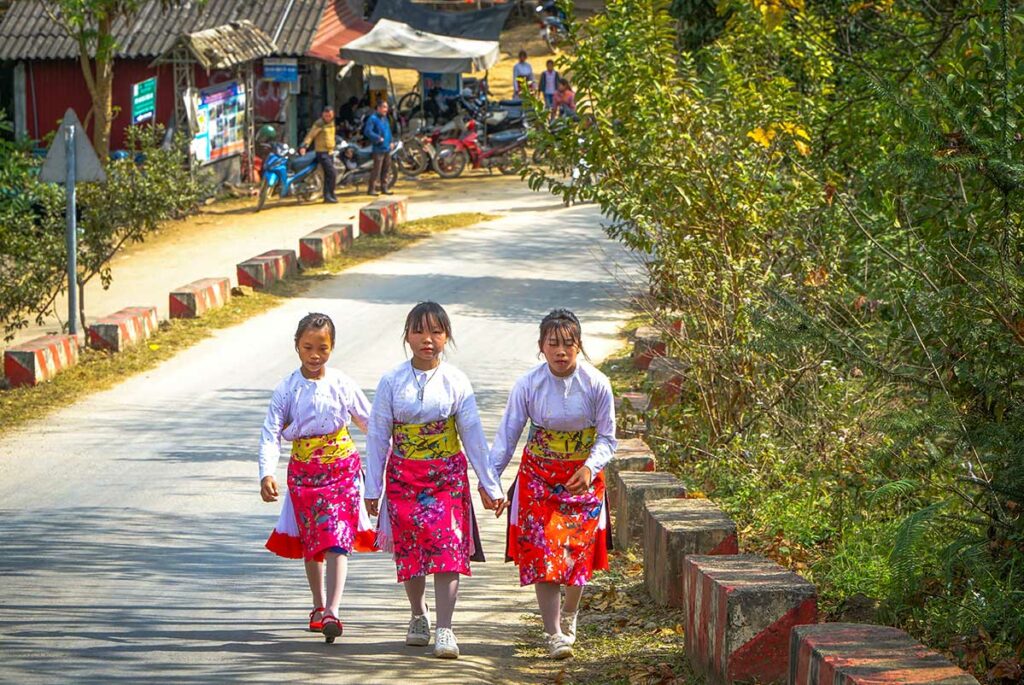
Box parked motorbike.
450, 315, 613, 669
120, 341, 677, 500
458, 93, 527, 135
334, 138, 402, 192
256, 143, 323, 211
536, 0, 568, 51
434, 120, 528, 179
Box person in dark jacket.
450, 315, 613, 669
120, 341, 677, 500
363, 100, 394, 196
299, 106, 338, 203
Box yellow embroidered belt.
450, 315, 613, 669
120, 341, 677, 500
526, 424, 596, 461
290, 426, 358, 464
392, 416, 462, 460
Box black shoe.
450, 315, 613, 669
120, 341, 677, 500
382, 189, 394, 195
324, 197, 338, 204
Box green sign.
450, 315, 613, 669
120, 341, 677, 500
131, 77, 157, 124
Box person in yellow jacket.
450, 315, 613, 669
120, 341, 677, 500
299, 106, 338, 203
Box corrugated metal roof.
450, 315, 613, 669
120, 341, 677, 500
307, 0, 371, 65
158, 20, 278, 71
0, 0, 328, 61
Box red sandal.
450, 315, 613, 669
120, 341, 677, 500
322, 615, 343, 643
308, 607, 325, 632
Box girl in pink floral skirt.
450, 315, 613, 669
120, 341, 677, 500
259, 313, 376, 643
364, 301, 505, 659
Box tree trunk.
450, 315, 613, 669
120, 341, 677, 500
75, 14, 114, 159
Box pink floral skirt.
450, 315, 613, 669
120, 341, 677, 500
266, 452, 377, 561
378, 451, 484, 582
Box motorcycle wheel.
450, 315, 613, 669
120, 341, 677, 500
298, 168, 324, 202
499, 147, 527, 175
434, 144, 468, 179
256, 178, 271, 212
397, 140, 430, 176
544, 26, 556, 52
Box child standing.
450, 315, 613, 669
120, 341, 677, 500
259, 313, 376, 643
364, 302, 505, 659
489, 309, 617, 659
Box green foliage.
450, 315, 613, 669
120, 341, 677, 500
536, 0, 1024, 672
0, 119, 211, 340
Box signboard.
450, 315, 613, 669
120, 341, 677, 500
421, 72, 462, 98
131, 77, 157, 124
263, 57, 299, 83
40, 109, 106, 184
189, 80, 246, 164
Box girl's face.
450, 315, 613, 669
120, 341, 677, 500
296, 327, 333, 379
406, 314, 447, 368
541, 327, 579, 377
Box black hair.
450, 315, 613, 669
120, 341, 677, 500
557, 77, 571, 89
403, 301, 454, 346
518, 49, 528, 59
322, 105, 335, 113
539, 308, 588, 358
294, 312, 336, 347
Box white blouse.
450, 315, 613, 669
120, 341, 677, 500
490, 360, 617, 476
258, 367, 372, 481
364, 361, 503, 500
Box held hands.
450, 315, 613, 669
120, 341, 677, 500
365, 498, 379, 517
565, 465, 593, 495
260, 476, 279, 502
478, 487, 508, 518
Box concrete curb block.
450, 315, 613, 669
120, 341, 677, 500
613, 471, 686, 549
616, 391, 651, 414
789, 623, 979, 685
648, 356, 685, 407
605, 438, 656, 506
299, 223, 354, 267
684, 554, 818, 685
4, 334, 79, 387
633, 325, 666, 370
237, 249, 298, 290
169, 278, 231, 319
643, 498, 739, 608
359, 196, 407, 235
87, 306, 159, 352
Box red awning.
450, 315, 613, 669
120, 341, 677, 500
307, 0, 372, 65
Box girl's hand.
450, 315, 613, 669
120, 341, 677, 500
494, 498, 509, 518
365, 498, 379, 517
565, 466, 593, 495
479, 487, 496, 510
260, 476, 279, 502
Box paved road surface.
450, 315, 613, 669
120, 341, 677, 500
0, 199, 637, 683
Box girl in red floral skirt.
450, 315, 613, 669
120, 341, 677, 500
489, 309, 617, 659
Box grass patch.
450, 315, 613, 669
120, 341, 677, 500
509, 549, 694, 685
0, 212, 497, 435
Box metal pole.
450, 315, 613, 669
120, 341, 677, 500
65, 122, 78, 336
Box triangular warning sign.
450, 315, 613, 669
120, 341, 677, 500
39, 109, 107, 184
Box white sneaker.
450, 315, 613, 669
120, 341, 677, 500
406, 613, 431, 646
545, 632, 574, 660
560, 610, 579, 645
434, 627, 460, 659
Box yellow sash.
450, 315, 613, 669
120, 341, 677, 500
290, 426, 358, 464
392, 417, 462, 460
526, 424, 596, 461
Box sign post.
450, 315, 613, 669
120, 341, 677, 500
131, 77, 157, 124
39, 109, 106, 337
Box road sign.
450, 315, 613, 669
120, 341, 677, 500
39, 109, 107, 336
263, 57, 298, 83
40, 109, 106, 184
132, 76, 157, 124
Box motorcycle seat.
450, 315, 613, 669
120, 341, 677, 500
488, 129, 527, 144
498, 99, 522, 108
288, 151, 317, 171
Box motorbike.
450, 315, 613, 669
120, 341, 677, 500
458, 93, 527, 135
536, 0, 568, 51
334, 138, 402, 192
256, 143, 323, 211
434, 119, 528, 179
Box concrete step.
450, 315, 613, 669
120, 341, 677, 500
87, 306, 158, 352
647, 356, 685, 407
684, 554, 817, 685
632, 325, 666, 370
613, 471, 686, 548
4, 334, 79, 387
790, 623, 979, 685
643, 498, 738, 607
359, 195, 407, 235
237, 249, 298, 290
605, 438, 657, 506
169, 277, 231, 319
299, 223, 354, 266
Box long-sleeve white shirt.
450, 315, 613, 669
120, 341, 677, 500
364, 361, 503, 500
490, 360, 617, 477
258, 367, 372, 481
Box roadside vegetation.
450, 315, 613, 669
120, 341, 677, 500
0, 212, 496, 435
529, 0, 1024, 680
